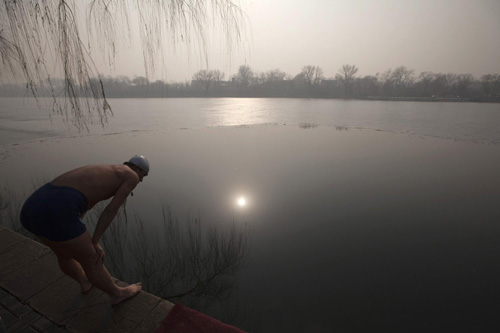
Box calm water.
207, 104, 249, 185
1, 98, 500, 332
1, 97, 500, 146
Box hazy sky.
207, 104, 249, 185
99, 0, 500, 82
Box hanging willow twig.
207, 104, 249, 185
0, 0, 247, 130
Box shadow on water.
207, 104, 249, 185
0, 183, 250, 325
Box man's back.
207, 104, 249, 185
51, 164, 139, 210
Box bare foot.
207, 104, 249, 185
110, 283, 142, 305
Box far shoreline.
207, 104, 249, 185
1, 95, 499, 103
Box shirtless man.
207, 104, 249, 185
20, 155, 150, 305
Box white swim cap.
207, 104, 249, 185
128, 155, 150, 173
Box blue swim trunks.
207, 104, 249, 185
20, 183, 88, 241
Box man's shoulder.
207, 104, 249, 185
113, 164, 139, 182
109, 164, 130, 171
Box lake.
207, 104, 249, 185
1, 97, 500, 332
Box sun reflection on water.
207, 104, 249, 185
236, 196, 247, 207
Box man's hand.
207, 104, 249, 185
93, 243, 106, 265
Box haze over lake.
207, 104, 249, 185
2, 0, 500, 331
1, 97, 500, 331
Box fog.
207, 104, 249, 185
98, 0, 500, 82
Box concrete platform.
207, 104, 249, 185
0, 226, 174, 332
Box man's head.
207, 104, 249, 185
124, 155, 150, 181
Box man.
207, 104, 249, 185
20, 155, 150, 305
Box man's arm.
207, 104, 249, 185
92, 175, 138, 261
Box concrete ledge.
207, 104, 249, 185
0, 227, 26, 254
0, 237, 51, 279
1, 252, 64, 301
0, 227, 174, 332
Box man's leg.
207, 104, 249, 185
41, 231, 141, 305
40, 236, 92, 293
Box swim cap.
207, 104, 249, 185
128, 155, 150, 173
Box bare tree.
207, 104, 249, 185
390, 66, 415, 96
336, 64, 358, 97
192, 69, 214, 94
88, 203, 249, 313
192, 70, 213, 82
454, 74, 474, 98
418, 71, 436, 97
132, 76, 150, 87
300, 65, 324, 87
210, 69, 226, 83
264, 69, 290, 82
192, 69, 225, 94
480, 74, 500, 98
0, 1, 246, 130
210, 69, 226, 94
431, 73, 451, 97
232, 65, 255, 87
357, 75, 379, 97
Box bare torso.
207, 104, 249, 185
51, 164, 138, 210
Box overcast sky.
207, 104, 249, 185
98, 0, 500, 82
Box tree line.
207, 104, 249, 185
1, 64, 499, 102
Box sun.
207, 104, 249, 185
237, 196, 247, 207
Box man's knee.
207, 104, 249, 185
75, 253, 100, 271
42, 232, 99, 270
58, 231, 97, 265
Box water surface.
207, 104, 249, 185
1, 98, 500, 331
